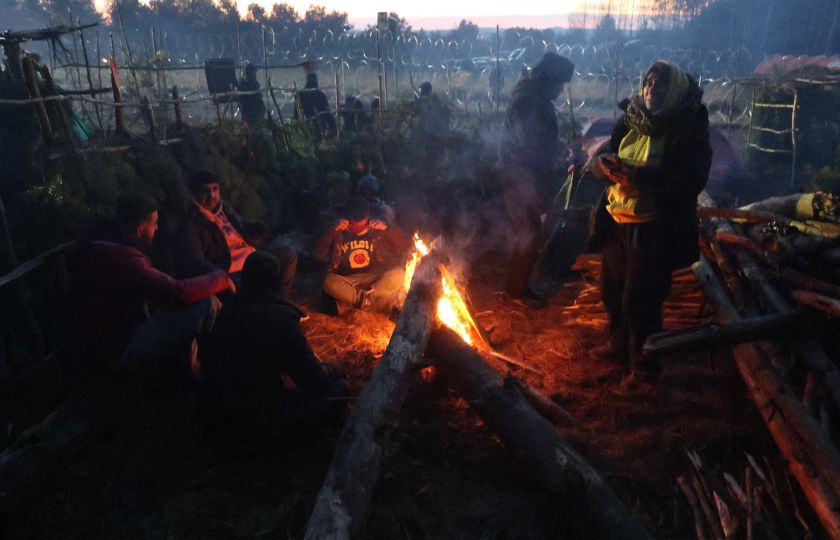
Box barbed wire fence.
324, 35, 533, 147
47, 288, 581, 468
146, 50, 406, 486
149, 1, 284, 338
11, 25, 762, 147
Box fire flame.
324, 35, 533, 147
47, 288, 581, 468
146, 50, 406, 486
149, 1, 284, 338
403, 232, 482, 347
403, 233, 430, 292
437, 278, 473, 345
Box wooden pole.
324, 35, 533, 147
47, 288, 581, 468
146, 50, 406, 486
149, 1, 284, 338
78, 19, 104, 135
21, 56, 52, 138
428, 327, 655, 540
304, 256, 441, 539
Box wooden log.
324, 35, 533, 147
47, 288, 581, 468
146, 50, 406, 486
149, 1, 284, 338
699, 191, 793, 313
427, 327, 654, 540
714, 230, 767, 261
790, 289, 840, 318
643, 311, 805, 361
794, 339, 840, 415
697, 207, 781, 224
692, 258, 840, 537
505, 374, 575, 426
304, 256, 441, 540
779, 268, 840, 299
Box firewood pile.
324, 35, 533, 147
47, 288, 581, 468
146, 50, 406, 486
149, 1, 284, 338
660, 190, 840, 538
677, 449, 818, 540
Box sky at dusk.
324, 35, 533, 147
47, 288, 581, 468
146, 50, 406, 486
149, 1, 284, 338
94, 0, 619, 30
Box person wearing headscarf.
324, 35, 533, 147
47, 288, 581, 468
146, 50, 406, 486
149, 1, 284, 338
498, 52, 575, 304
588, 60, 712, 394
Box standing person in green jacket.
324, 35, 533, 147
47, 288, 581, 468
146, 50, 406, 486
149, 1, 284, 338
589, 60, 712, 394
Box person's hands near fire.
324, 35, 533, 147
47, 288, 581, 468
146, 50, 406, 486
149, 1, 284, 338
334, 218, 349, 231
596, 154, 637, 188
368, 218, 387, 231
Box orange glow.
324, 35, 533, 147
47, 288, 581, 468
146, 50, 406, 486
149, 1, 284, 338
437, 275, 474, 345
402, 232, 486, 348
403, 233, 430, 292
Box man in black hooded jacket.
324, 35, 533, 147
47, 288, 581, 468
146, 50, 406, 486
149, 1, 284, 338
499, 52, 575, 303
589, 60, 712, 394
200, 251, 349, 439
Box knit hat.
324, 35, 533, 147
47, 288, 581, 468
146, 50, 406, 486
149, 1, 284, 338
343, 196, 371, 222
242, 251, 283, 293
305, 73, 319, 89
531, 52, 574, 84
189, 169, 221, 186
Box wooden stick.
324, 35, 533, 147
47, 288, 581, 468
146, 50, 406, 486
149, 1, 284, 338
678, 476, 710, 540
428, 327, 654, 540
304, 256, 441, 539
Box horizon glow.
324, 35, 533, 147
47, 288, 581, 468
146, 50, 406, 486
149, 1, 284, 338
94, 0, 626, 30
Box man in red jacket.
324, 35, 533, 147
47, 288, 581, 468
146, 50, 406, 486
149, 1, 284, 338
68, 193, 234, 373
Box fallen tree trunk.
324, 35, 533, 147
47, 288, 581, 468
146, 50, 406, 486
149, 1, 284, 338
642, 310, 805, 361
428, 327, 654, 540
304, 256, 441, 540
692, 258, 840, 538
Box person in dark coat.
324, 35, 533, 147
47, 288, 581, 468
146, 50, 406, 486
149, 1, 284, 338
68, 193, 233, 373
200, 251, 350, 439
498, 52, 574, 303
297, 73, 337, 140
588, 60, 712, 394
340, 95, 370, 133
314, 196, 410, 314
237, 62, 267, 127
166, 170, 297, 298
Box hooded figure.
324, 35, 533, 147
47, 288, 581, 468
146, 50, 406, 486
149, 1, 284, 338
588, 60, 711, 394
297, 72, 337, 140
498, 52, 575, 302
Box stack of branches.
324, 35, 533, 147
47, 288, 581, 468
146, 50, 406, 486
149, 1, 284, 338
677, 449, 817, 540
648, 190, 840, 537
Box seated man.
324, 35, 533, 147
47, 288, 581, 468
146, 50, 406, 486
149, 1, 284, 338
237, 62, 267, 127
169, 170, 297, 298
68, 193, 234, 374
314, 196, 410, 314
200, 251, 350, 439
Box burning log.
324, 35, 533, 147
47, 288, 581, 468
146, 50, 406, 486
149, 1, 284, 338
304, 255, 441, 540
692, 258, 840, 538
427, 327, 654, 540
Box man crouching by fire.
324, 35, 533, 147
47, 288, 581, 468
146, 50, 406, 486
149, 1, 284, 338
314, 196, 412, 315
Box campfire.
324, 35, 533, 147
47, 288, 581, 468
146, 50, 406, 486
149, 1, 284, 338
403, 233, 486, 347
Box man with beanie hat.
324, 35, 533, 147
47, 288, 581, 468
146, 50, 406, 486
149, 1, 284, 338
314, 196, 411, 314
200, 251, 350, 439
499, 52, 575, 304
589, 60, 711, 395
167, 170, 298, 299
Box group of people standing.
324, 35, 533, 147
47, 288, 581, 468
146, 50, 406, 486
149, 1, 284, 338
500, 52, 711, 395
